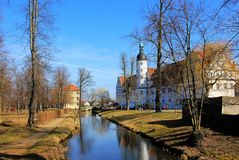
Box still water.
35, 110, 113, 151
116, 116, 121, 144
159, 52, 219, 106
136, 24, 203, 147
67, 113, 176, 160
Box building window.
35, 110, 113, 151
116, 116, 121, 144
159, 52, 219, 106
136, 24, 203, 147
151, 90, 154, 95
140, 90, 144, 95
140, 69, 143, 72
216, 83, 220, 90
168, 99, 171, 103
168, 88, 171, 93
216, 72, 220, 77
162, 99, 164, 103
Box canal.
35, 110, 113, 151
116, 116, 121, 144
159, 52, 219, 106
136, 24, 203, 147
67, 112, 176, 160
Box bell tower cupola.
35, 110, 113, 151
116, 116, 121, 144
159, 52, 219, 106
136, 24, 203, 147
136, 43, 148, 88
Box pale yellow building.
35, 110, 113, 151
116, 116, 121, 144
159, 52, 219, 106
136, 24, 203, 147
63, 84, 80, 109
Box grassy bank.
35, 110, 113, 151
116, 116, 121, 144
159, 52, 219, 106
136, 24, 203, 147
99, 110, 239, 160
0, 112, 78, 160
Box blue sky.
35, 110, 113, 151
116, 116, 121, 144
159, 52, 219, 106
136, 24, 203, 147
1, 1, 226, 99
1, 0, 157, 99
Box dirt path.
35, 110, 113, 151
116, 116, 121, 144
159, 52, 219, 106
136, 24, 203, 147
0, 114, 72, 156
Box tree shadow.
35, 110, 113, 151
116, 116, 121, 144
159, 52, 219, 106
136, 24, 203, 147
0, 153, 46, 160
146, 119, 192, 147
158, 131, 192, 147
148, 119, 190, 128
209, 127, 239, 137
113, 113, 149, 122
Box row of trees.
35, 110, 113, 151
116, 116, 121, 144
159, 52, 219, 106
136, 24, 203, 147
120, 0, 239, 133
0, 1, 97, 127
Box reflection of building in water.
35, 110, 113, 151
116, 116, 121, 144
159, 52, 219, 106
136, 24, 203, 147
140, 141, 149, 160
116, 126, 150, 160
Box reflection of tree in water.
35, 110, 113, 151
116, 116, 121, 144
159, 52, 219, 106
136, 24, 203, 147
78, 115, 94, 154
116, 126, 147, 160
116, 126, 173, 160
91, 115, 111, 135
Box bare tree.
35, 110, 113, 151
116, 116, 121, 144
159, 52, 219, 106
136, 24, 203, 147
77, 68, 94, 111
129, 0, 173, 112
0, 49, 12, 112
25, 0, 55, 127
162, 0, 239, 136
120, 53, 136, 110
53, 65, 69, 109
94, 88, 110, 109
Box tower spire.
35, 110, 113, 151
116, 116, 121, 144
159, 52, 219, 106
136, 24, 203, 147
137, 42, 147, 61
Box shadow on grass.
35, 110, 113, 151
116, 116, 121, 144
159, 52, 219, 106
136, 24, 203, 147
146, 119, 192, 147
148, 119, 190, 128
158, 130, 192, 147
113, 113, 149, 122
209, 127, 239, 137
0, 153, 46, 160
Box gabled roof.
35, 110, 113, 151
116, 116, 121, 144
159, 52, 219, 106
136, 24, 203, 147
118, 75, 137, 90
151, 43, 239, 86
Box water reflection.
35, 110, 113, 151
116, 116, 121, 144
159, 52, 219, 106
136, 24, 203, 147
67, 112, 175, 160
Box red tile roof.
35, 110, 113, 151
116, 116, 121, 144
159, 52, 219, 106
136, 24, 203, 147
63, 84, 80, 91
147, 68, 156, 77
119, 76, 125, 85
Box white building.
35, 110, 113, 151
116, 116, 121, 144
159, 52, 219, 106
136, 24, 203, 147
116, 43, 239, 109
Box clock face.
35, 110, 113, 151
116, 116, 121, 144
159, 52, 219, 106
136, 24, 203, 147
140, 62, 143, 65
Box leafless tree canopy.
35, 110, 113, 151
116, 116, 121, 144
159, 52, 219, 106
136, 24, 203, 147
53, 65, 69, 109
78, 68, 94, 110
120, 53, 136, 110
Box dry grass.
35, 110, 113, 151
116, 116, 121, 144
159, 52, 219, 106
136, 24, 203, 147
99, 110, 239, 160
0, 112, 77, 160
26, 114, 76, 159
0, 126, 38, 145
0, 114, 28, 126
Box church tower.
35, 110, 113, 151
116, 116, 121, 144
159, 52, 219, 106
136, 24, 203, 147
136, 43, 148, 88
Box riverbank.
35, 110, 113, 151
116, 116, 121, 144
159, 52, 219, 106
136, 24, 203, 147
0, 112, 78, 160
98, 110, 239, 160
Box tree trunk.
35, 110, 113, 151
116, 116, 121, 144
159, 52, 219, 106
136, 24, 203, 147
126, 93, 129, 110
27, 0, 38, 127
155, 0, 163, 113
